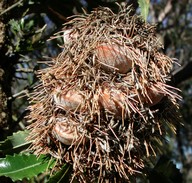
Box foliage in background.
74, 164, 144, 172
138, 0, 150, 21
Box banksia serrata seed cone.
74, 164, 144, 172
27, 5, 181, 183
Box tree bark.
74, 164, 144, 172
0, 1, 7, 129
0, 1, 13, 140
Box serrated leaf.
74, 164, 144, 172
0, 154, 55, 181
138, 0, 150, 22
0, 131, 31, 155
47, 164, 72, 183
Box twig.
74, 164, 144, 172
171, 61, 192, 85
158, 0, 172, 22
16, 68, 34, 72
8, 89, 29, 100
0, 0, 24, 16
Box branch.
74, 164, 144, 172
171, 61, 192, 86
158, 0, 172, 22
0, 0, 24, 16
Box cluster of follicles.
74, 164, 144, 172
27, 5, 181, 183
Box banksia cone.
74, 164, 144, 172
27, 5, 181, 183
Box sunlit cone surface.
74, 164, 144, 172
27, 5, 181, 183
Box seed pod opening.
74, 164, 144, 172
52, 118, 80, 145
52, 88, 84, 111
95, 43, 133, 73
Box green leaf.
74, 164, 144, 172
138, 0, 150, 22
47, 164, 73, 183
0, 154, 55, 181
0, 131, 31, 155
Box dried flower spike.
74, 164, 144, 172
27, 5, 181, 183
